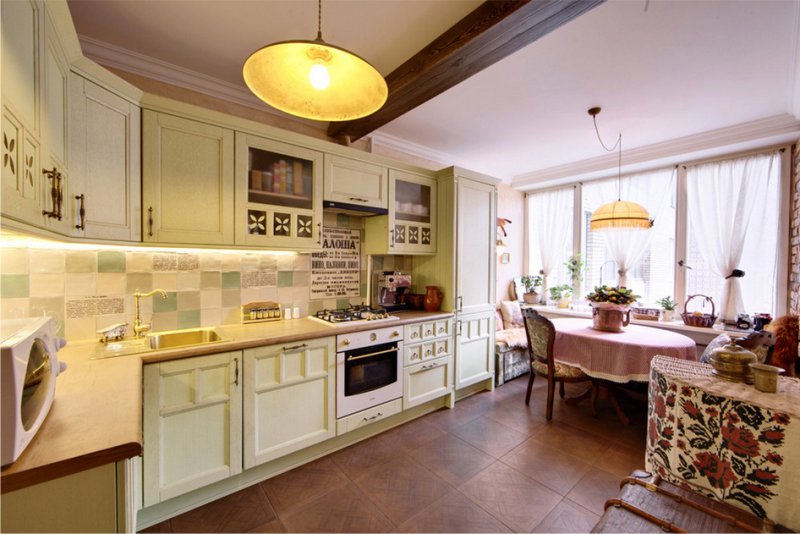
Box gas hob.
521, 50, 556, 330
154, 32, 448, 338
309, 306, 399, 327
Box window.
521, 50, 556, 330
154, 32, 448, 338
525, 147, 788, 318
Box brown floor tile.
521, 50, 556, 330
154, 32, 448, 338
566, 466, 624, 516
501, 437, 591, 495
259, 456, 349, 516
409, 433, 496, 486
330, 433, 398, 474
528, 421, 612, 464
532, 498, 600, 533
247, 518, 287, 533
459, 461, 562, 532
482, 400, 549, 437
450, 415, 529, 458
424, 396, 489, 431
352, 455, 452, 525
595, 441, 646, 479
376, 416, 448, 453
279, 481, 393, 532
169, 485, 277, 533
395, 489, 512, 533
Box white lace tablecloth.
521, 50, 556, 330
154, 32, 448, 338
646, 355, 800, 531
551, 318, 696, 383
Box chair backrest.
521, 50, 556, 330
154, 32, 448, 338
522, 308, 555, 372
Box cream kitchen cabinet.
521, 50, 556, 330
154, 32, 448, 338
69, 73, 141, 241
2, 0, 75, 234
364, 169, 436, 255
454, 311, 494, 389
243, 337, 335, 468
142, 110, 234, 245
323, 154, 388, 211
404, 355, 453, 408
235, 132, 322, 250
143, 351, 242, 507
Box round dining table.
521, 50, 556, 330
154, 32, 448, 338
551, 318, 697, 383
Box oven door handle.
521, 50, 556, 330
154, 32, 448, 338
346, 347, 398, 362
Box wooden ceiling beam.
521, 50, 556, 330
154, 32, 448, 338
328, 0, 605, 143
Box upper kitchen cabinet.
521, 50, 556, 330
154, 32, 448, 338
323, 154, 387, 212
234, 132, 322, 250
364, 169, 437, 255
2, 0, 77, 235
142, 110, 234, 245
69, 73, 141, 241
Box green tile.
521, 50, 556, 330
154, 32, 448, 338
97, 251, 126, 273
221, 272, 241, 289
336, 298, 351, 309
177, 310, 201, 329
336, 214, 349, 227
277, 271, 293, 287
373, 256, 384, 270
1, 274, 29, 298
153, 292, 177, 312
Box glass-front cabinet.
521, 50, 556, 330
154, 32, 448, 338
235, 132, 322, 249
365, 169, 436, 254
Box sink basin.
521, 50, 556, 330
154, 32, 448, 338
147, 328, 229, 350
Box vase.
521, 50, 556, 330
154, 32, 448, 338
523, 292, 539, 304
662, 309, 676, 322
424, 286, 443, 312
591, 303, 630, 332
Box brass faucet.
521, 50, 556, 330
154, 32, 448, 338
133, 289, 168, 337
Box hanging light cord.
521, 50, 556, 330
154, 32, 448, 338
316, 0, 323, 41
590, 108, 623, 200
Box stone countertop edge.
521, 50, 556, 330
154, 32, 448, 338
0, 311, 453, 493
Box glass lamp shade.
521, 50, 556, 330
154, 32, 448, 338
243, 40, 388, 122
589, 200, 653, 230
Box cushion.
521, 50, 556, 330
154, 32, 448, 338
495, 328, 529, 351
532, 359, 587, 379
500, 300, 523, 328
764, 315, 799, 377
495, 308, 504, 332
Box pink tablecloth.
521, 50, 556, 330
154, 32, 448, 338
551, 318, 696, 383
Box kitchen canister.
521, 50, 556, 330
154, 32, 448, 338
748, 362, 784, 393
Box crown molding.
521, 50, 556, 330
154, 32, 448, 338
77, 35, 325, 133
513, 113, 800, 191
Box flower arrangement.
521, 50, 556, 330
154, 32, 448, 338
585, 285, 639, 307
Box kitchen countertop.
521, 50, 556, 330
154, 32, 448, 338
0, 311, 453, 493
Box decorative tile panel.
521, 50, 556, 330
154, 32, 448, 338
248, 209, 267, 235
408, 226, 419, 245
421, 228, 431, 245
395, 224, 406, 244
273, 213, 291, 237
297, 215, 313, 238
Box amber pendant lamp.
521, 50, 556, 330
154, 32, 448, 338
587, 107, 653, 231
242, 0, 388, 122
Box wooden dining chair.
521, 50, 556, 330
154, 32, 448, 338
522, 308, 594, 420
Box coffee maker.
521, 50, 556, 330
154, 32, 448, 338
375, 271, 412, 311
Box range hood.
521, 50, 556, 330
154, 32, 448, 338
323, 200, 388, 216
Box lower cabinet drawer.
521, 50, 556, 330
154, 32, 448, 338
336, 398, 403, 435
404, 355, 452, 408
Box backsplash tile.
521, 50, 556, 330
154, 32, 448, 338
97, 251, 126, 272
1, 274, 29, 298
221, 271, 241, 289
154, 292, 177, 313
65, 250, 96, 273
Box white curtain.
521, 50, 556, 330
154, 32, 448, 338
584, 168, 675, 287
686, 151, 779, 322
528, 187, 573, 303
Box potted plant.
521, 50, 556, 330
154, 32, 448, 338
585, 285, 640, 331
565, 254, 585, 300
657, 296, 677, 322
549, 284, 572, 308
520, 275, 543, 304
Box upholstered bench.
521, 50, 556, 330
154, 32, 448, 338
494, 301, 531, 386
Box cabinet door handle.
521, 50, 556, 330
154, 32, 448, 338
42, 167, 62, 219
389, 228, 394, 248
457, 320, 462, 336
349, 197, 368, 203
75, 194, 85, 230
147, 207, 154, 237
422, 362, 439, 370
457, 296, 463, 313
282, 343, 308, 351
317, 222, 321, 245
363, 412, 383, 422
234, 357, 239, 386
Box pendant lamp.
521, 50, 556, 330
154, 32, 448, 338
587, 107, 653, 231
243, 0, 388, 122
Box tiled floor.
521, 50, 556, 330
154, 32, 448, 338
140, 376, 648, 533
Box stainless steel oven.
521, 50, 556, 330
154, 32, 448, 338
336, 325, 403, 418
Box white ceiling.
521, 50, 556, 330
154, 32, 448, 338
67, 0, 800, 186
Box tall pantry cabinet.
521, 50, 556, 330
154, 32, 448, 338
413, 167, 498, 393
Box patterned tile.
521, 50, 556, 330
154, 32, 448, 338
424, 400, 488, 432
352, 456, 451, 525
259, 457, 349, 516
170, 485, 276, 533
330, 434, 399, 475
501, 437, 591, 495
565, 466, 624, 515
376, 417, 447, 454
450, 416, 528, 458
279, 481, 393, 533
528, 421, 612, 464
459, 461, 562, 532
395, 489, 511, 533
138, 519, 171, 533
409, 434, 495, 487
532, 497, 600, 533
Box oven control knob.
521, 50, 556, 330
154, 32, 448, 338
341, 339, 350, 346
369, 333, 377, 342
391, 331, 400, 337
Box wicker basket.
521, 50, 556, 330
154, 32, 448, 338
680, 294, 717, 327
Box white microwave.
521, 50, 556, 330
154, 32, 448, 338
1, 317, 67, 466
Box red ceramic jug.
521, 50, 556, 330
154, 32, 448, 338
423, 286, 443, 312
